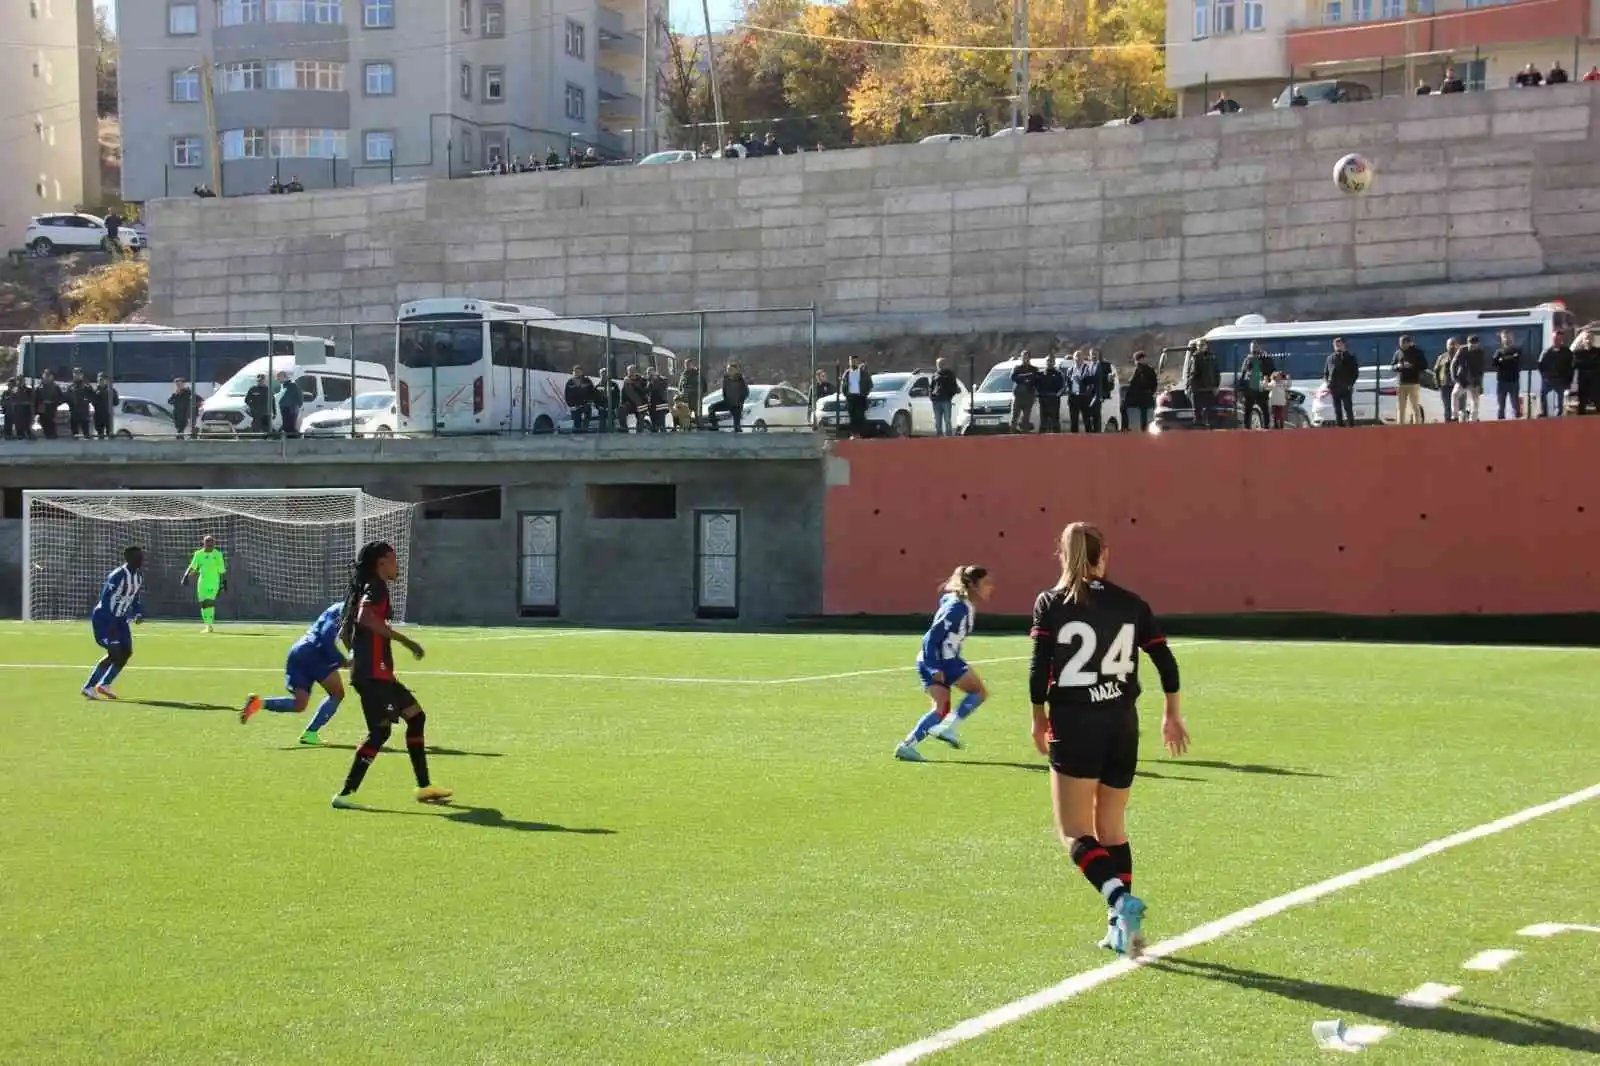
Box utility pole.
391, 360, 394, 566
197, 58, 220, 194
1010, 0, 1030, 130
1402, 0, 1417, 94
640, 3, 654, 156
701, 0, 726, 149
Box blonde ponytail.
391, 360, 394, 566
940, 564, 989, 600
1058, 522, 1105, 603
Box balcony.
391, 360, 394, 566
1286, 0, 1590, 68
596, 66, 641, 111
596, 4, 645, 56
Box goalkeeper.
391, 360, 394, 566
184, 535, 228, 632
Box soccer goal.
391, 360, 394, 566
22, 489, 417, 624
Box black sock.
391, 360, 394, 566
405, 713, 430, 788
1107, 841, 1133, 892
340, 737, 383, 795
1070, 835, 1128, 908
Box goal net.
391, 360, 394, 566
22, 489, 417, 624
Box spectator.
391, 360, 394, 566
675, 358, 702, 431
1433, 338, 1460, 423
1573, 331, 1599, 414
1238, 342, 1274, 429
809, 368, 834, 410
931, 357, 960, 437
841, 355, 872, 437
268, 177, 283, 195
1267, 370, 1291, 429
1391, 334, 1428, 425
1067, 349, 1096, 433
1183, 340, 1221, 428
67, 369, 93, 438
544, 147, 561, 169
1514, 63, 1544, 87
244, 373, 272, 435
1025, 112, 1047, 133
169, 378, 196, 438
593, 367, 620, 431
1127, 110, 1146, 125
3, 377, 34, 439
719, 362, 750, 433
1290, 91, 1309, 107
1415, 81, 1433, 95
276, 370, 303, 437
620, 365, 648, 432
1009, 350, 1038, 433
565, 365, 594, 432
1439, 67, 1466, 93
645, 366, 670, 431
92, 373, 117, 438
1585, 66, 1600, 82
1452, 334, 1487, 421
974, 114, 990, 138
1208, 92, 1242, 114
1547, 61, 1569, 85
286, 175, 305, 192
1035, 354, 1065, 435
1538, 331, 1574, 418
762, 132, 782, 156
1087, 349, 1113, 433
103, 211, 123, 255
1492, 329, 1524, 419
1122, 350, 1158, 433
1322, 337, 1359, 427
192, 184, 217, 198
34, 369, 63, 439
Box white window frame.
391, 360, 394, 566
460, 61, 472, 100
565, 82, 585, 121
221, 127, 266, 159
1243, 0, 1264, 29
362, 0, 392, 26
1379, 0, 1401, 16
1214, 0, 1236, 33
268, 128, 348, 159
222, 61, 264, 92
1192, 0, 1210, 37
172, 68, 201, 102
482, 1, 503, 36
1323, 0, 1342, 22
219, 0, 263, 24
364, 61, 395, 95
1350, 0, 1371, 20
483, 66, 504, 102
459, 0, 471, 31
168, 2, 198, 34
566, 19, 585, 59
172, 136, 202, 167
364, 130, 395, 162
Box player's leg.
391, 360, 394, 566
96, 628, 133, 697
244, 650, 313, 722
895, 666, 950, 762
395, 685, 450, 803
1094, 707, 1145, 955
333, 684, 391, 808
299, 670, 345, 745
929, 663, 986, 749
197, 580, 219, 630
84, 615, 116, 696
1049, 709, 1140, 952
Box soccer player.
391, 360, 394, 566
1029, 522, 1188, 958
894, 565, 993, 762
331, 541, 451, 809
183, 535, 227, 632
238, 600, 347, 746
83, 546, 145, 700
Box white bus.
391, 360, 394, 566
1190, 301, 1578, 423
394, 298, 673, 434
17, 324, 336, 407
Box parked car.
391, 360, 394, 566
637, 150, 699, 166
919, 133, 973, 144
302, 391, 398, 437
963, 357, 1122, 434
0, 394, 176, 437
25, 213, 145, 256
814, 370, 970, 437
1271, 80, 1373, 108
1306, 367, 1446, 426
700, 383, 814, 432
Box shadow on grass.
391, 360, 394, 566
279, 743, 505, 757
934, 759, 1207, 782
1145, 758, 1328, 778
354, 803, 615, 835
124, 699, 236, 711
1152, 959, 1600, 1054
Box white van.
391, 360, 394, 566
199, 357, 390, 435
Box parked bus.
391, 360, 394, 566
394, 298, 673, 434
1186, 302, 1577, 424
17, 324, 336, 407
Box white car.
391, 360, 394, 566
25, 213, 145, 256
301, 391, 398, 437
1, 394, 175, 437
1307, 367, 1446, 426
814, 371, 971, 437
637, 150, 698, 165
700, 383, 814, 432
964, 357, 1123, 434
919, 133, 973, 144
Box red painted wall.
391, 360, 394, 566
824, 420, 1600, 618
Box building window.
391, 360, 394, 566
1243, 0, 1264, 28
459, 0, 471, 31
172, 136, 202, 167
1461, 57, 1487, 89
565, 19, 585, 58
364, 61, 394, 95
483, 66, 504, 102
219, 0, 262, 24
565, 82, 585, 121
267, 59, 344, 90
1350, 0, 1371, 19
221, 61, 264, 92
1192, 0, 1209, 37
1323, 0, 1341, 22
482, 1, 503, 35
364, 130, 395, 162
460, 62, 472, 100
268, 128, 348, 158
461, 133, 472, 164
1214, 0, 1235, 32
1379, 0, 1401, 15
363, 0, 392, 26
172, 68, 201, 101
222, 127, 267, 159
260, 0, 340, 22
168, 2, 198, 34
484, 134, 503, 164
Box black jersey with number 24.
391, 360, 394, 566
1028, 579, 1167, 710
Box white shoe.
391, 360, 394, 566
894, 742, 926, 762
928, 720, 963, 749
331, 794, 364, 810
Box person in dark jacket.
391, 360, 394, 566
930, 357, 960, 437
593, 368, 620, 431
243, 374, 273, 435
719, 362, 750, 433
1067, 349, 1097, 433
3, 377, 34, 439
1183, 341, 1221, 428
810, 368, 835, 409
1451, 334, 1487, 421
1034, 355, 1065, 434
675, 360, 702, 431
645, 367, 670, 432
1574, 331, 1600, 415
33, 369, 64, 439
1122, 350, 1158, 432
620, 365, 649, 432
1237, 343, 1275, 429
169, 378, 196, 438
1432, 340, 1459, 423
840, 356, 872, 437
92, 373, 118, 438
1009, 351, 1038, 433
67, 369, 94, 439
1537, 332, 1574, 418
564, 366, 595, 432
275, 370, 303, 437
1322, 337, 1359, 427
1491, 329, 1524, 420
1087, 349, 1113, 432
1390, 335, 1429, 425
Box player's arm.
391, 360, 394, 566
1027, 595, 1054, 756
182, 551, 200, 585
355, 598, 424, 659
1137, 601, 1187, 756
216, 555, 227, 592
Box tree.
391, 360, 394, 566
94, 6, 118, 117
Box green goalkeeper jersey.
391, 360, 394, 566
190, 548, 227, 587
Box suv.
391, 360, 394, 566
25, 214, 145, 256
964, 356, 1122, 434
814, 370, 970, 436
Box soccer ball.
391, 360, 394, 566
1333, 153, 1374, 194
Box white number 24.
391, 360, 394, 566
1055, 622, 1136, 687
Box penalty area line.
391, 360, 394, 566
858, 780, 1600, 1066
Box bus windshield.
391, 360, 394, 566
398, 316, 484, 369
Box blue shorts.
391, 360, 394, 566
91, 611, 131, 652
285, 645, 340, 694
917, 657, 969, 689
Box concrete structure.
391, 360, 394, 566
2, 0, 101, 246
1167, 0, 1600, 115
145, 83, 1600, 374
0, 434, 826, 625
116, 0, 665, 203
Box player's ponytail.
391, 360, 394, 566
940, 564, 989, 600
339, 540, 393, 648
1058, 522, 1105, 604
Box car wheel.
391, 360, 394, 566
532, 414, 555, 434
375, 425, 394, 438
890, 411, 912, 437
753, 419, 768, 432
29, 238, 54, 256
1104, 417, 1120, 433
1286, 407, 1311, 429
116, 429, 132, 439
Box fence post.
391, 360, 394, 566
390, 154, 396, 184
697, 311, 706, 430
604, 316, 615, 432
347, 324, 358, 439
807, 304, 817, 427
520, 319, 530, 435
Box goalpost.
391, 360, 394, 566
22, 489, 417, 624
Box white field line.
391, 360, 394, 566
1342, 1025, 1393, 1048
1395, 983, 1462, 1009
1517, 922, 1600, 937
1461, 949, 1520, 972
858, 781, 1600, 1066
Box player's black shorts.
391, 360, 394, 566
352, 678, 417, 728
1047, 701, 1139, 789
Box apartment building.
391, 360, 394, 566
1166, 0, 1600, 114
117, 0, 665, 202
2, 0, 101, 247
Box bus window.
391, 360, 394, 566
539, 327, 578, 372
489, 320, 526, 369
396, 319, 482, 368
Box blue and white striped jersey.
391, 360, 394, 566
920, 593, 974, 664
95, 565, 144, 620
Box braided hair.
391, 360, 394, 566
339, 540, 394, 650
